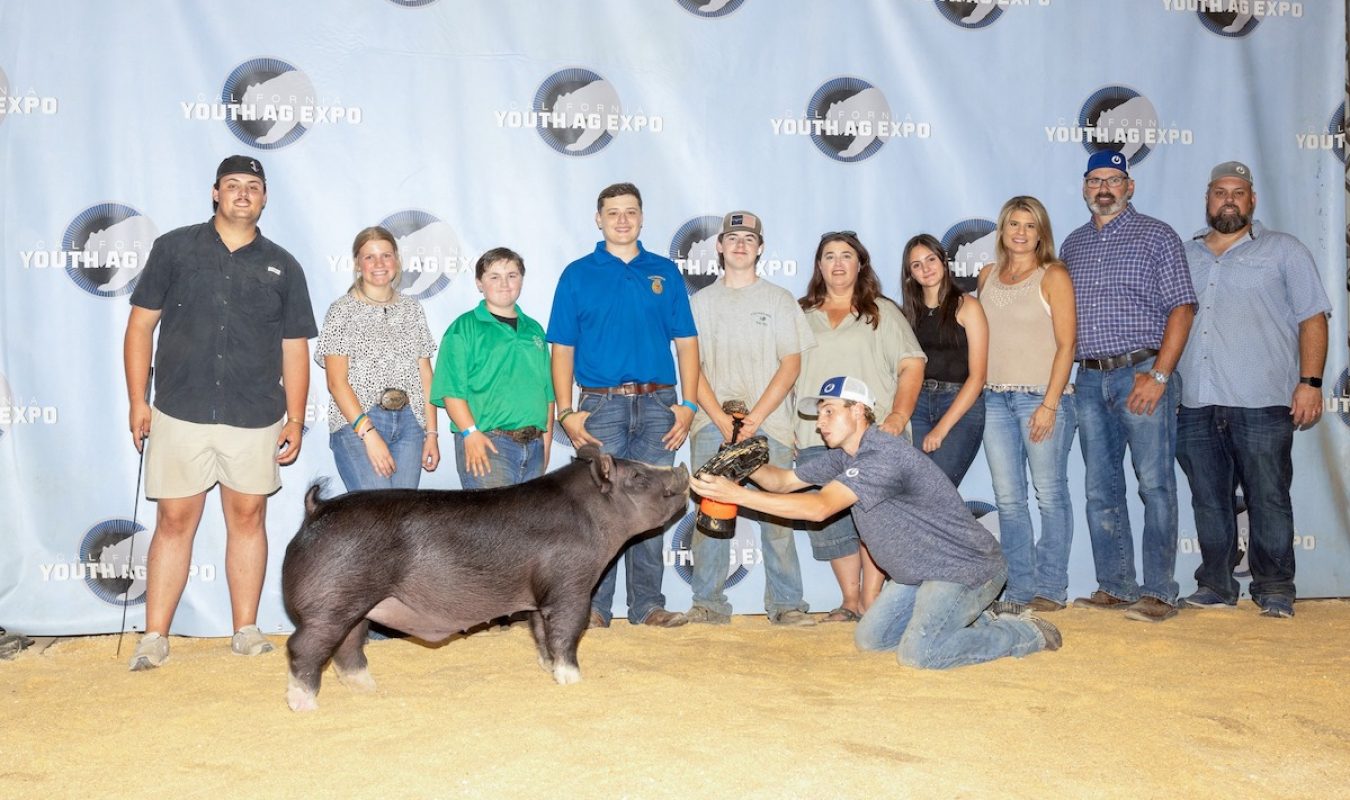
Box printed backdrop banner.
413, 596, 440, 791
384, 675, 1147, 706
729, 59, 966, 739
1, 1, 1346, 635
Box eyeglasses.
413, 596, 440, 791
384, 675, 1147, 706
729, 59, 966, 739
1084, 176, 1128, 188
819, 230, 857, 239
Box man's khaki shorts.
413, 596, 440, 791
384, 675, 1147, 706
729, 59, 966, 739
144, 408, 284, 499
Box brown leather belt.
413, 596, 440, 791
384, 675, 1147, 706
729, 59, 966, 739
486, 426, 544, 444
1078, 348, 1158, 371
580, 382, 673, 396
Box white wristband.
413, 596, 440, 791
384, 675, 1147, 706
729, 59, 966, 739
459, 425, 477, 438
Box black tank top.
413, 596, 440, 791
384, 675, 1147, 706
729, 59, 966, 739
915, 307, 969, 384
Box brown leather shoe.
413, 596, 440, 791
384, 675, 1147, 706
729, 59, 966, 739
641, 608, 688, 628
1071, 590, 1132, 610
1028, 597, 1066, 613
1124, 596, 1177, 623
588, 609, 609, 629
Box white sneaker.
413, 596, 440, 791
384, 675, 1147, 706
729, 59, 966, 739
230, 625, 275, 656
128, 632, 169, 671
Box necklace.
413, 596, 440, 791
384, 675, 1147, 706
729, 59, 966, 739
355, 285, 396, 307
1000, 263, 1038, 285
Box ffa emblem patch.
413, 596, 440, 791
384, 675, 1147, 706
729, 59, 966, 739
649, 275, 664, 294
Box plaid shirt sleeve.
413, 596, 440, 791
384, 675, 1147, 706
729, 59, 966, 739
1150, 222, 1197, 314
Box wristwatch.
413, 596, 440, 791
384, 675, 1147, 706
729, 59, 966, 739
1148, 369, 1169, 385
1299, 376, 1323, 388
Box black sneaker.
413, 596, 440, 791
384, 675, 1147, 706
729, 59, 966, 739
1257, 596, 1294, 618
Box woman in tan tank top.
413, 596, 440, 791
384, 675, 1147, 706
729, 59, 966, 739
976, 196, 1077, 614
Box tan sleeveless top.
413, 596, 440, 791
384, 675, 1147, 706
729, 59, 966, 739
981, 266, 1057, 387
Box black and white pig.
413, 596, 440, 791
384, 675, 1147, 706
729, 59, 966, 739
280, 445, 690, 711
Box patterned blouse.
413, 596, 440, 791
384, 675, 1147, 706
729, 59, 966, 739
314, 292, 436, 433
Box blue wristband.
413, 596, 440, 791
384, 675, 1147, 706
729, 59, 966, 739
459, 425, 477, 438
680, 400, 698, 413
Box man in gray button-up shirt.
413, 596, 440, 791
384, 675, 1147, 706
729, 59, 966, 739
1174, 160, 1332, 619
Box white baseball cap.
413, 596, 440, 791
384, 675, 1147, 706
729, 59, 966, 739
796, 376, 876, 416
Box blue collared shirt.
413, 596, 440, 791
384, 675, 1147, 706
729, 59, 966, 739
1060, 204, 1196, 359
546, 241, 698, 388
1176, 221, 1332, 409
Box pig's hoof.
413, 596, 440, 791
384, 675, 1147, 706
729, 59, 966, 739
552, 663, 582, 685
335, 666, 377, 693
286, 686, 318, 712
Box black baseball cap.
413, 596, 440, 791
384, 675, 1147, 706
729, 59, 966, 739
216, 155, 266, 184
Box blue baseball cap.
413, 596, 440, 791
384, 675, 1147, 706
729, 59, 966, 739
796, 376, 876, 416
1084, 149, 1128, 177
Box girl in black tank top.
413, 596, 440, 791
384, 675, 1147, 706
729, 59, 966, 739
900, 234, 989, 489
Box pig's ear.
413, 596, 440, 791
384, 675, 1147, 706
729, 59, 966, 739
577, 445, 614, 494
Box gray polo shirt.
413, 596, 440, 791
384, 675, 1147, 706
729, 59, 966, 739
794, 426, 1004, 588
1177, 221, 1332, 409
130, 221, 317, 428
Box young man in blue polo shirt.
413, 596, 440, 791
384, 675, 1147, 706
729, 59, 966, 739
547, 182, 701, 628
692, 376, 1059, 667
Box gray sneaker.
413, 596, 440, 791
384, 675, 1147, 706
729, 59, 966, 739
1026, 616, 1062, 651
230, 625, 275, 656
990, 600, 1029, 617
770, 610, 816, 627
684, 606, 730, 625
128, 632, 169, 671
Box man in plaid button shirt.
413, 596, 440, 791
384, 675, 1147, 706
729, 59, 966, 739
1060, 149, 1197, 623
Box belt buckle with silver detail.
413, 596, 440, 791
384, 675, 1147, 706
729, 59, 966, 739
378, 388, 409, 411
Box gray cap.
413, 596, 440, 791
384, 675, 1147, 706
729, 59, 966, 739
1209, 161, 1253, 187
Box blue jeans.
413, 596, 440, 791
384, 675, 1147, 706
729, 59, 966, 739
1176, 404, 1296, 604
855, 569, 1046, 669
982, 390, 1077, 604
910, 383, 985, 489
1075, 357, 1181, 604
330, 405, 426, 491
796, 444, 860, 561
690, 425, 806, 618
579, 388, 679, 625
453, 430, 545, 490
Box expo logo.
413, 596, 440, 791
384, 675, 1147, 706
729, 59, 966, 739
0, 403, 59, 426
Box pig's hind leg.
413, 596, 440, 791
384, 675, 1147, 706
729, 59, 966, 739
286, 612, 371, 711
285, 619, 350, 711
332, 619, 377, 693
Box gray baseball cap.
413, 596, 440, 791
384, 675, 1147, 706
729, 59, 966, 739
1209, 161, 1253, 187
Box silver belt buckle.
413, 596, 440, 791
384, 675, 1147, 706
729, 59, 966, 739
378, 388, 409, 411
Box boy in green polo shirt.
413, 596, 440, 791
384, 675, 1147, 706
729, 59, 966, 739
432, 247, 553, 489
